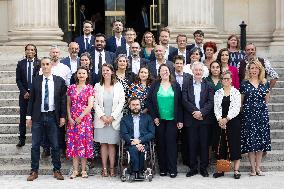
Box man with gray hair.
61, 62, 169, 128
128, 42, 149, 74
60, 42, 80, 74
182, 61, 214, 178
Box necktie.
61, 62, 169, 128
85, 38, 89, 50
44, 78, 49, 111
99, 52, 102, 66
27, 60, 32, 90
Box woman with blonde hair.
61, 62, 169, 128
140, 31, 156, 61
240, 59, 270, 176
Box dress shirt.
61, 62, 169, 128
193, 79, 201, 110
155, 59, 167, 75
115, 36, 122, 47
178, 49, 187, 61
165, 45, 170, 60
52, 63, 72, 86
126, 43, 130, 57
84, 34, 92, 49
132, 114, 140, 139
175, 71, 184, 90
131, 57, 141, 74
94, 50, 106, 74
26, 58, 34, 88
69, 56, 78, 74
41, 75, 55, 112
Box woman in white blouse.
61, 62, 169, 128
213, 70, 242, 179
94, 63, 125, 177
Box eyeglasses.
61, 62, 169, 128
222, 78, 231, 81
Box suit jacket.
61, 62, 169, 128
167, 46, 177, 60
27, 75, 67, 124
115, 45, 129, 57
120, 113, 155, 146
94, 82, 125, 130
169, 49, 191, 64
16, 58, 40, 96
182, 77, 214, 126
60, 56, 80, 71
106, 36, 126, 53
127, 56, 149, 73
148, 60, 174, 79
74, 35, 95, 56
147, 80, 183, 123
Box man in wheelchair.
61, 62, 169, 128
120, 97, 155, 180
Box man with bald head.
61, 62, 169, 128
148, 45, 174, 78
128, 42, 149, 74
61, 42, 80, 74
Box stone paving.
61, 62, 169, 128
1, 172, 284, 189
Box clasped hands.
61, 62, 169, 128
192, 111, 203, 120
100, 115, 114, 127
131, 139, 145, 152
218, 118, 228, 129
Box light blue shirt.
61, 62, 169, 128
175, 72, 183, 90
132, 114, 140, 139
193, 79, 201, 110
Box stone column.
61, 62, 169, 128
270, 0, 284, 55
5, 0, 66, 46
168, 0, 221, 44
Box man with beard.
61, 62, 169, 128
115, 28, 137, 57
128, 42, 149, 75
238, 43, 279, 90
60, 42, 80, 74
106, 20, 126, 53
88, 33, 115, 80
158, 27, 177, 61
120, 97, 155, 179
75, 20, 95, 56
16, 44, 40, 147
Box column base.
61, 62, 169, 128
269, 30, 284, 55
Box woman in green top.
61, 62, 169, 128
205, 61, 222, 154
147, 64, 183, 178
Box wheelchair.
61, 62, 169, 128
118, 139, 156, 182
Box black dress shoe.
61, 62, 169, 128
16, 140, 25, 147
200, 169, 209, 177
41, 149, 51, 158
186, 169, 198, 177
169, 173, 177, 178
135, 172, 144, 180
213, 172, 224, 178
159, 172, 167, 176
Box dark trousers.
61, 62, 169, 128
128, 145, 146, 172
19, 95, 28, 142
41, 124, 66, 151
187, 124, 209, 171
178, 127, 189, 166
31, 112, 61, 172
156, 120, 177, 174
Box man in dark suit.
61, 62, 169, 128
26, 57, 66, 181
74, 20, 95, 56
182, 61, 214, 177
120, 97, 155, 179
128, 42, 149, 75
159, 27, 177, 61
169, 34, 190, 64
186, 30, 205, 61
60, 42, 80, 74
115, 28, 137, 57
148, 45, 174, 79
88, 33, 115, 80
106, 20, 126, 53
15, 44, 40, 147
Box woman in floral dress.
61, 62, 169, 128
66, 66, 95, 179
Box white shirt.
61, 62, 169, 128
94, 50, 106, 74
69, 56, 78, 74
126, 43, 130, 57
175, 71, 183, 90
165, 45, 170, 60
84, 34, 92, 49
193, 79, 201, 110
155, 59, 167, 75
115, 36, 122, 47
131, 57, 141, 74
41, 75, 55, 112
178, 49, 187, 61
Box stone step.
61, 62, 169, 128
0, 144, 31, 155
0, 71, 15, 80
270, 120, 284, 129
275, 81, 284, 88
271, 88, 284, 95
0, 115, 20, 124
0, 64, 17, 71
271, 139, 284, 150
0, 84, 18, 91
0, 124, 28, 134
268, 103, 284, 112
270, 95, 284, 103
269, 112, 284, 120
0, 91, 19, 99
0, 106, 19, 115
271, 130, 284, 139
0, 133, 31, 144
0, 99, 18, 107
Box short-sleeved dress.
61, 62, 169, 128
66, 84, 94, 158
240, 80, 271, 154
127, 82, 150, 111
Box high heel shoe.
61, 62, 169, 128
109, 168, 116, 177
249, 171, 256, 176
70, 170, 79, 179
101, 168, 108, 177
81, 171, 88, 178
256, 170, 265, 176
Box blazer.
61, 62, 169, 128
74, 35, 95, 56
106, 36, 126, 53
127, 56, 149, 73
168, 49, 191, 64
120, 113, 155, 146
147, 81, 183, 123
27, 75, 67, 124
182, 77, 214, 126
16, 58, 40, 96
115, 45, 129, 57
60, 56, 80, 71
148, 60, 174, 79
94, 82, 125, 130
214, 87, 241, 121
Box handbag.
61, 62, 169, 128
216, 128, 231, 172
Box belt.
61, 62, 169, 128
41, 111, 55, 115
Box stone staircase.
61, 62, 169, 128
0, 57, 283, 175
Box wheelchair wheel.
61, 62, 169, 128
129, 175, 135, 183
121, 175, 127, 182
148, 174, 153, 182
